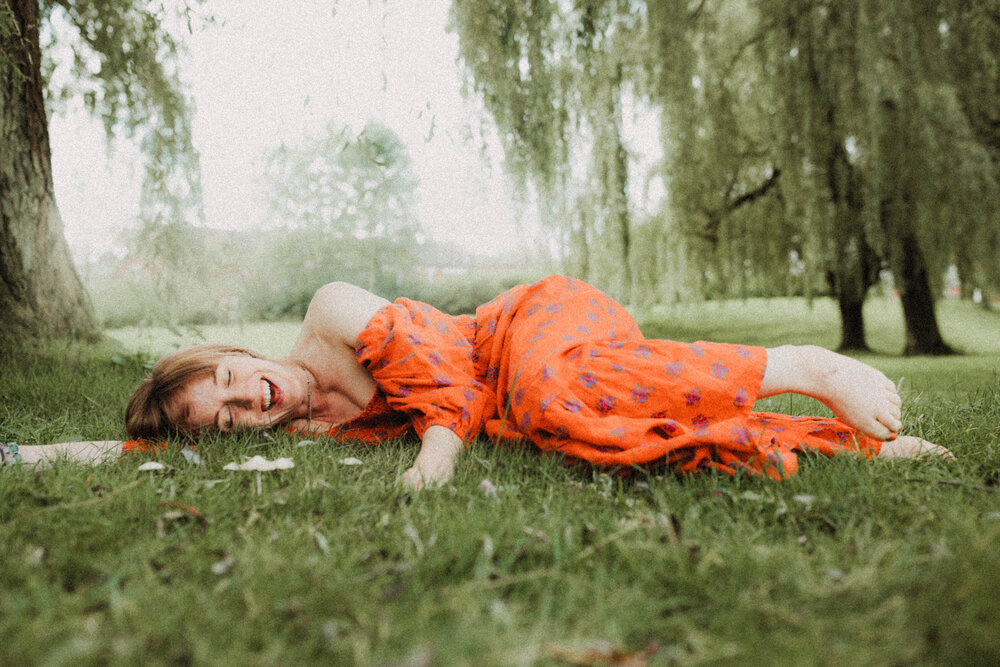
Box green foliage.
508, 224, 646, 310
41, 0, 206, 247
83, 120, 480, 328
451, 0, 647, 301
262, 121, 420, 244
451, 0, 1000, 314
2, 302, 999, 663
405, 271, 540, 315
83, 228, 540, 327
260, 120, 424, 294
450, 0, 568, 191
0, 1, 22, 80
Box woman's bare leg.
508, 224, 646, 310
760, 345, 952, 458
761, 344, 912, 434
877, 436, 953, 459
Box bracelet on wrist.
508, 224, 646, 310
0, 442, 22, 466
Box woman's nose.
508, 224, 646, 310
226, 383, 255, 409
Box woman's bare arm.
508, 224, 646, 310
305, 283, 466, 488
303, 281, 390, 348
15, 441, 123, 466
401, 425, 464, 490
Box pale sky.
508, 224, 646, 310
48, 0, 536, 263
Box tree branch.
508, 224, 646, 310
726, 168, 781, 212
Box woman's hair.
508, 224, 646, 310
125, 343, 263, 440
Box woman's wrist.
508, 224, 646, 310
403, 426, 463, 489
0, 442, 22, 466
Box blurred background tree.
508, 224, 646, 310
450, 0, 999, 355
3, 0, 996, 355
260, 120, 423, 298
0, 0, 202, 339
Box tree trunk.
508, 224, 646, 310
831, 234, 878, 352
1, 0, 98, 339
607, 63, 631, 304
828, 146, 873, 352
837, 293, 868, 352
897, 232, 954, 356
880, 100, 953, 356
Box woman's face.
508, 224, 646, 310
170, 354, 309, 433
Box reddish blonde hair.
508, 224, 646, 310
125, 343, 263, 440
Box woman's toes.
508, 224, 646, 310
885, 418, 902, 436
865, 419, 893, 441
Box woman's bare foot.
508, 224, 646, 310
762, 345, 903, 441
877, 435, 953, 459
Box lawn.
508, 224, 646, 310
1, 296, 998, 664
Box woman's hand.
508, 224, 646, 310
401, 457, 455, 490
401, 425, 464, 491
286, 418, 338, 435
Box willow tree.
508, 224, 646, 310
0, 0, 199, 339
940, 0, 1000, 307
857, 0, 994, 355
752, 0, 883, 350
645, 1, 791, 302
451, 0, 643, 301
754, 0, 998, 354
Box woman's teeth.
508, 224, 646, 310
261, 379, 273, 411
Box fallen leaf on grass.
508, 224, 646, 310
313, 530, 331, 554
180, 447, 202, 465
479, 478, 499, 498
211, 553, 236, 576
26, 546, 45, 568
223, 456, 294, 471
544, 640, 659, 666
793, 494, 816, 507
338, 457, 363, 465
523, 526, 550, 543
159, 502, 206, 523
155, 503, 207, 538
138, 461, 166, 472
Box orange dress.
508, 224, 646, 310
328, 275, 881, 479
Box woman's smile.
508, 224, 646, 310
261, 377, 282, 411
170, 355, 310, 433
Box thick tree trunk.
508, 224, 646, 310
897, 232, 954, 356
837, 293, 868, 352
1, 0, 98, 340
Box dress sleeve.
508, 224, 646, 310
354, 298, 487, 442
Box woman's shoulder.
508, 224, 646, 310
302, 282, 391, 346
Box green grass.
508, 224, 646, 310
2, 297, 999, 664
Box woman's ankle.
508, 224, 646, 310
761, 344, 827, 398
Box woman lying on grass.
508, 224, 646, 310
6, 275, 950, 486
